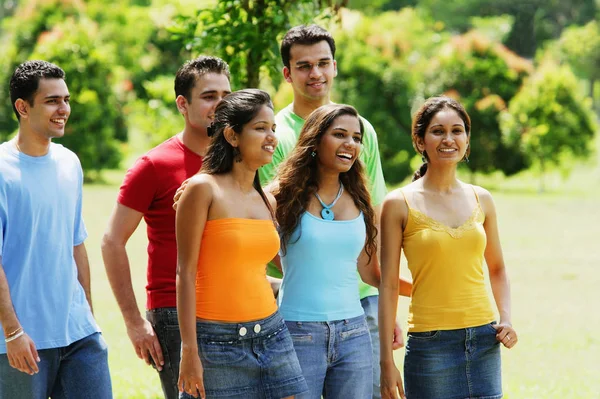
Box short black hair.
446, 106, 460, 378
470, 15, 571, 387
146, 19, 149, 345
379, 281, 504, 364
10, 60, 65, 120
280, 25, 336, 69
174, 56, 230, 102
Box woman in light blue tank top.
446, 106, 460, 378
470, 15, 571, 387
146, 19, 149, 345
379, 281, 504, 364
272, 104, 380, 399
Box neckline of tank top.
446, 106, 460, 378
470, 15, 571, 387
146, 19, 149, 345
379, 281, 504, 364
408, 203, 483, 232
303, 210, 363, 223
204, 217, 275, 224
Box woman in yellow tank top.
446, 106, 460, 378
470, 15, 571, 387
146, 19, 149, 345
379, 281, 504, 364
379, 97, 518, 399
175, 89, 307, 399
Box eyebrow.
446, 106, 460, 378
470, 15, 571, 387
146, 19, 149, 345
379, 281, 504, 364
429, 123, 464, 128
332, 127, 362, 135
253, 120, 272, 124
200, 90, 231, 95
295, 58, 331, 65
44, 94, 70, 99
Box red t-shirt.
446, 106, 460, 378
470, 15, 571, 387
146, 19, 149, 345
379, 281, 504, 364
118, 136, 202, 309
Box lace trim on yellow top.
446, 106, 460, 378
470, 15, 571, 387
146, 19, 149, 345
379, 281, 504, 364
408, 203, 485, 239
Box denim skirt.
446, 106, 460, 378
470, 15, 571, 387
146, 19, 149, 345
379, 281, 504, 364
180, 311, 308, 399
404, 322, 502, 399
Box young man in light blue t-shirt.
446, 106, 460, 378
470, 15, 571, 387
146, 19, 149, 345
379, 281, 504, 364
259, 25, 411, 399
0, 60, 112, 398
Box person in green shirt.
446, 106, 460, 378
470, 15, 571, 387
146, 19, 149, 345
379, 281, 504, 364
258, 24, 411, 399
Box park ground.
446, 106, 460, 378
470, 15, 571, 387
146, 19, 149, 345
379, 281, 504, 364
85, 153, 600, 398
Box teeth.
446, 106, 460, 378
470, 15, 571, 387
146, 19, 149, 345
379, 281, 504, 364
51, 119, 65, 124
439, 148, 455, 152
264, 145, 274, 151
337, 153, 352, 159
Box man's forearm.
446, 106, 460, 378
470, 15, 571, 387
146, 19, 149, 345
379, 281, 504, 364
0, 262, 21, 335
101, 241, 144, 325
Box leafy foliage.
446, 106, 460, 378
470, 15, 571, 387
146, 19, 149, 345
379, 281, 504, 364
501, 62, 597, 184
169, 0, 345, 89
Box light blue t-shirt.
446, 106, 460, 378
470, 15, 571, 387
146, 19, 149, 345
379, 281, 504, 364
278, 211, 367, 321
0, 141, 99, 353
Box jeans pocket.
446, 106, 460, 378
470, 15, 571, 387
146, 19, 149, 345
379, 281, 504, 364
290, 334, 313, 343
487, 322, 498, 334
339, 325, 369, 340
407, 330, 441, 340
199, 340, 246, 365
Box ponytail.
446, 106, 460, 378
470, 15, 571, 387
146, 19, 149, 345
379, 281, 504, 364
412, 162, 428, 181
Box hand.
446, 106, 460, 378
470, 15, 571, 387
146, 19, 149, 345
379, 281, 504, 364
493, 322, 518, 349
126, 319, 164, 370
173, 178, 191, 211
392, 321, 404, 350
6, 332, 40, 375
178, 351, 205, 399
380, 362, 406, 399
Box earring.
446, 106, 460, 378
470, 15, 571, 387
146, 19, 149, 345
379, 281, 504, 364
233, 147, 242, 163
464, 154, 470, 163
421, 151, 427, 163
311, 151, 317, 158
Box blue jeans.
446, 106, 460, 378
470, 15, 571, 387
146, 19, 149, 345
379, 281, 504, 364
286, 314, 373, 399
147, 307, 181, 399
0, 332, 112, 398
404, 323, 502, 399
180, 311, 307, 399
361, 295, 381, 399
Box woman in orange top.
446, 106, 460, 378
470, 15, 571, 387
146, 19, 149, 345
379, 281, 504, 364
176, 89, 307, 399
379, 97, 517, 399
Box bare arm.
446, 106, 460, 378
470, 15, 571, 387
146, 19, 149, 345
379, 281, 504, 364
479, 188, 517, 349
176, 176, 212, 398
73, 243, 92, 313
379, 192, 407, 399
0, 262, 39, 374
101, 203, 164, 369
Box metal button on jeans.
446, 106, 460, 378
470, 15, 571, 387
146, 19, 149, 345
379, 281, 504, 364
254, 324, 261, 333
239, 327, 247, 336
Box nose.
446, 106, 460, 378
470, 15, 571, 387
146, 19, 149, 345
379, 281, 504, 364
58, 100, 70, 115
309, 64, 322, 79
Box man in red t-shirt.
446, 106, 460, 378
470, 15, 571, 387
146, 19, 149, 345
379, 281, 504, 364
101, 56, 231, 399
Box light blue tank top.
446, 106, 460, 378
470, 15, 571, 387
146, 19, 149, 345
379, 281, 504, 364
278, 211, 367, 321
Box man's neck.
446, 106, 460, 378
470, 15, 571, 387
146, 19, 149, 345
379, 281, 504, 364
14, 130, 51, 157
291, 96, 331, 120
179, 127, 211, 157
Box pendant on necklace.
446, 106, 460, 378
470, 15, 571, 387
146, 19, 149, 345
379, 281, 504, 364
321, 208, 335, 220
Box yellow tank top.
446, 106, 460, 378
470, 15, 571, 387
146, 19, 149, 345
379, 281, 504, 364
402, 187, 495, 332
195, 218, 279, 322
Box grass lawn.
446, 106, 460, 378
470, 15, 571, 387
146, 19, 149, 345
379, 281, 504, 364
85, 165, 600, 398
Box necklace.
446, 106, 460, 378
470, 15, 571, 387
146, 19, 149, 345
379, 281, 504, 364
314, 182, 344, 220
13, 139, 21, 153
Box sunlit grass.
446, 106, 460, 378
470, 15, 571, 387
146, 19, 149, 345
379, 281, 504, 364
87, 151, 600, 397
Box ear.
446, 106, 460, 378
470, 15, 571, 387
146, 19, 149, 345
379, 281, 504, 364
415, 137, 425, 153
224, 126, 238, 147
175, 95, 188, 115
283, 66, 292, 83
15, 99, 29, 119
333, 59, 338, 78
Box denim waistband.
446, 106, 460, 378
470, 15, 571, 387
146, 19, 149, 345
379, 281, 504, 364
195, 311, 284, 341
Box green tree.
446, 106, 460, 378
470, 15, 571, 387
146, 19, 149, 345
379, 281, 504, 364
550, 21, 600, 112
501, 62, 597, 190
169, 0, 347, 89
30, 19, 126, 178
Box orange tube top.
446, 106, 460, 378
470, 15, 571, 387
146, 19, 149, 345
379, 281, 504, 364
195, 218, 279, 322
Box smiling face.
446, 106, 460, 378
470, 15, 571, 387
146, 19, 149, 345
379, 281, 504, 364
283, 40, 337, 103
18, 78, 70, 140
416, 108, 469, 165
316, 114, 362, 174
233, 105, 277, 168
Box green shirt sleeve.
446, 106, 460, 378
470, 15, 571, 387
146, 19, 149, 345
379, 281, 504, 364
359, 117, 387, 206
